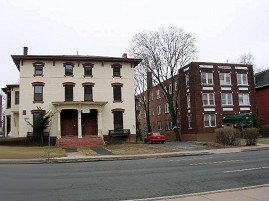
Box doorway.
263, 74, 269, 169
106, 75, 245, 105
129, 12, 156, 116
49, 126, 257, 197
61, 109, 78, 136
82, 109, 98, 136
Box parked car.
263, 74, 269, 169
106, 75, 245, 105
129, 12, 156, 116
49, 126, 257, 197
144, 132, 165, 144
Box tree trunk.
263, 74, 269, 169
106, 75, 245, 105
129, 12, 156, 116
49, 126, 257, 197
173, 128, 181, 141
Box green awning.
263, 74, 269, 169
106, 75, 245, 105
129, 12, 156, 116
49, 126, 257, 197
223, 114, 253, 123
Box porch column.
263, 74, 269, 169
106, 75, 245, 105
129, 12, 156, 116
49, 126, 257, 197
57, 109, 61, 139
78, 109, 82, 138
98, 108, 103, 137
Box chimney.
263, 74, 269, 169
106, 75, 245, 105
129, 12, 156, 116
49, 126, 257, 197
23, 47, 28, 55
122, 53, 127, 58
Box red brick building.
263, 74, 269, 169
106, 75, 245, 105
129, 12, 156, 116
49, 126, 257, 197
255, 69, 269, 125
137, 62, 256, 141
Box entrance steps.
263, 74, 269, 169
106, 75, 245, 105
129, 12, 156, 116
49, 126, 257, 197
57, 136, 104, 148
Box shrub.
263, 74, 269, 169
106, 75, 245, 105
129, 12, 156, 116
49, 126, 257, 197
243, 128, 259, 145
215, 128, 240, 146
260, 124, 269, 138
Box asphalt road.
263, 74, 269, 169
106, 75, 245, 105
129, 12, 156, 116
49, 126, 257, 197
0, 150, 269, 201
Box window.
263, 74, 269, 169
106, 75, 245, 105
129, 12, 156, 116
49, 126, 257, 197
221, 93, 233, 105
202, 93, 215, 106
33, 111, 41, 124
32, 82, 45, 102
33, 62, 44, 76
64, 63, 74, 76
83, 63, 93, 77
169, 84, 172, 94
157, 121, 162, 130
201, 72, 213, 85
15, 91, 19, 105
112, 83, 123, 102
204, 114, 216, 127
175, 81, 178, 91
112, 64, 122, 77
238, 93, 250, 105
84, 86, 93, 101
156, 89, 160, 99
237, 74, 248, 85
113, 111, 123, 130
63, 82, 75, 102
151, 92, 154, 101
219, 73, 231, 85
187, 94, 191, 108
165, 103, 169, 113
157, 105, 161, 115
7, 93, 11, 108
188, 115, 192, 129
186, 74, 189, 87
166, 120, 171, 130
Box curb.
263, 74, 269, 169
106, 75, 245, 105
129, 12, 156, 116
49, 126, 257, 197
0, 152, 211, 164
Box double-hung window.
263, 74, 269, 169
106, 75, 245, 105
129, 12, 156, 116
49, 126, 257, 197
112, 64, 122, 77
221, 93, 233, 105
157, 105, 161, 115
187, 94, 191, 108
64, 63, 74, 76
156, 89, 160, 99
15, 91, 19, 105
63, 82, 75, 101
237, 74, 248, 85
202, 93, 215, 106
165, 103, 169, 113
204, 114, 216, 127
83, 63, 93, 77
33, 62, 44, 76
112, 83, 123, 102
82, 82, 94, 101
219, 73, 231, 85
201, 72, 213, 85
186, 74, 189, 87
238, 93, 250, 105
32, 82, 45, 103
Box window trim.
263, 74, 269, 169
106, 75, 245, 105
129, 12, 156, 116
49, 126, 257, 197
32, 82, 45, 103
111, 82, 123, 103
202, 93, 215, 106
219, 73, 231, 86
33, 62, 45, 77
63, 82, 75, 102
111, 63, 122, 78
238, 93, 250, 106
83, 63, 94, 77
15, 91, 19, 105
201, 72, 213, 85
237, 73, 248, 85
204, 114, 216, 127
63, 62, 74, 77
165, 103, 169, 113
221, 93, 233, 106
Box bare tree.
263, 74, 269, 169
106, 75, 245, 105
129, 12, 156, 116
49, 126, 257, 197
238, 53, 254, 65
130, 27, 198, 141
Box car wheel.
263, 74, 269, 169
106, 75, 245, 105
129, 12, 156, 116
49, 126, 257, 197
150, 141, 153, 144
161, 142, 164, 144
144, 140, 147, 144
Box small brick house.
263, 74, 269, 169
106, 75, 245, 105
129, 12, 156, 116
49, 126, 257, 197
137, 62, 256, 141
255, 69, 269, 125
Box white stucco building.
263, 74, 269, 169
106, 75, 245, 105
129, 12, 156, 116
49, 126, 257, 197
2, 47, 141, 145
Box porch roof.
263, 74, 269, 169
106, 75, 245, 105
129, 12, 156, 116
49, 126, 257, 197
52, 101, 108, 107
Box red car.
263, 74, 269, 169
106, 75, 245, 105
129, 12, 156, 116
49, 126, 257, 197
144, 132, 166, 144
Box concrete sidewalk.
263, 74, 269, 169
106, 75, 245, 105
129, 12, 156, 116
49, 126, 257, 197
151, 185, 269, 201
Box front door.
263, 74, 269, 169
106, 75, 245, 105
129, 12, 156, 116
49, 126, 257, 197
61, 109, 78, 136
82, 109, 98, 136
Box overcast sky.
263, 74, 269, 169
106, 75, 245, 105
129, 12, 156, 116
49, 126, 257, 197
1, 0, 269, 90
